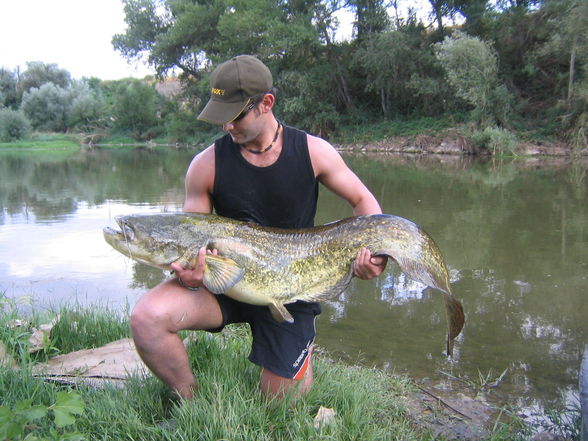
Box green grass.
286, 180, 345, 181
332, 116, 457, 144
0, 132, 80, 150
0, 296, 542, 440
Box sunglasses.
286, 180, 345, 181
232, 99, 258, 122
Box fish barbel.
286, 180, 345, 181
103, 212, 465, 355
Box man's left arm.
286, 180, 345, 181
308, 135, 387, 279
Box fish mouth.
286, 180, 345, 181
103, 217, 136, 243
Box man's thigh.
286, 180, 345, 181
132, 279, 224, 332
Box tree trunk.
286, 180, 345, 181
567, 35, 578, 106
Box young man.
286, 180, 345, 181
130, 55, 386, 400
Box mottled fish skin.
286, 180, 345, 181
104, 212, 465, 355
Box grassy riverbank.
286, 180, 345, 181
1, 117, 578, 157
0, 298, 535, 441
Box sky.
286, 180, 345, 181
0, 0, 153, 80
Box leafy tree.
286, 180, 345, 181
349, 0, 390, 40
354, 30, 420, 117
0, 68, 19, 109
279, 65, 340, 136
67, 81, 108, 131
19, 61, 71, 93
112, 0, 225, 77
0, 108, 31, 141
435, 31, 512, 126
20, 83, 71, 131
112, 79, 160, 139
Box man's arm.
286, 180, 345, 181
308, 135, 387, 279
308, 135, 381, 216
171, 145, 216, 288
183, 145, 215, 213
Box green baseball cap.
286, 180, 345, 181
197, 55, 273, 125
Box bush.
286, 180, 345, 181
67, 83, 107, 131
20, 83, 70, 132
0, 108, 31, 142
471, 126, 519, 155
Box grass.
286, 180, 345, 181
332, 116, 457, 144
0, 296, 553, 440
0, 132, 80, 150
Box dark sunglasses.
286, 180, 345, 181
232, 99, 257, 122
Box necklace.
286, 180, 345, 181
240, 121, 281, 155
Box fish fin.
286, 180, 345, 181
443, 292, 465, 357
202, 255, 245, 294
174, 250, 198, 268
175, 249, 199, 269
268, 302, 294, 323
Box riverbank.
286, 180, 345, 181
0, 300, 537, 441
2, 123, 586, 159
334, 129, 586, 158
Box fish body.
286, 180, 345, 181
103, 212, 464, 355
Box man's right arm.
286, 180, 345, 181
171, 145, 216, 288
183, 145, 215, 214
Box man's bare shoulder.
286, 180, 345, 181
306, 133, 344, 177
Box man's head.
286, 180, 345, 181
198, 55, 273, 125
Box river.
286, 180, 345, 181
0, 145, 586, 430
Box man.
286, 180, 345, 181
130, 55, 386, 400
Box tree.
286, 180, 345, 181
0, 108, 31, 141
19, 61, 71, 93
0, 68, 19, 109
350, 0, 390, 41
353, 30, 417, 117
20, 83, 71, 131
67, 81, 108, 131
112, 79, 160, 139
112, 0, 225, 77
435, 31, 511, 125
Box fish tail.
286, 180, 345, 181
443, 292, 465, 357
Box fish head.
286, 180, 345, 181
103, 213, 201, 270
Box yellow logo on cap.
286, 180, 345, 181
212, 88, 225, 96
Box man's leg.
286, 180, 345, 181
259, 346, 314, 399
130, 279, 223, 399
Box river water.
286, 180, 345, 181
1, 145, 586, 429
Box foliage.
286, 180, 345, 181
20, 83, 71, 132
0, 109, 31, 142
0, 68, 19, 109
470, 125, 519, 155
67, 82, 108, 132
0, 2, 587, 148
0, 391, 85, 441
19, 61, 71, 93
435, 31, 512, 127
112, 79, 161, 140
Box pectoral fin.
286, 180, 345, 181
268, 302, 294, 323
175, 249, 199, 269
202, 255, 245, 294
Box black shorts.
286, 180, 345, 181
208, 294, 322, 379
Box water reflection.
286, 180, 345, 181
0, 147, 586, 427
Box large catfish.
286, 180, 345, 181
104, 212, 465, 355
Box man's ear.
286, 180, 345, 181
259, 93, 275, 113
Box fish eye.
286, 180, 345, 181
121, 222, 135, 241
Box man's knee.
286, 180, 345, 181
130, 294, 169, 340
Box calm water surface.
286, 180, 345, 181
1, 146, 586, 426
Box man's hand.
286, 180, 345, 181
170, 247, 217, 289
353, 247, 387, 280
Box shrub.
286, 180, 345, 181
0, 108, 31, 142
20, 83, 70, 132
471, 126, 519, 155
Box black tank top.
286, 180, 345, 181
212, 124, 318, 228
